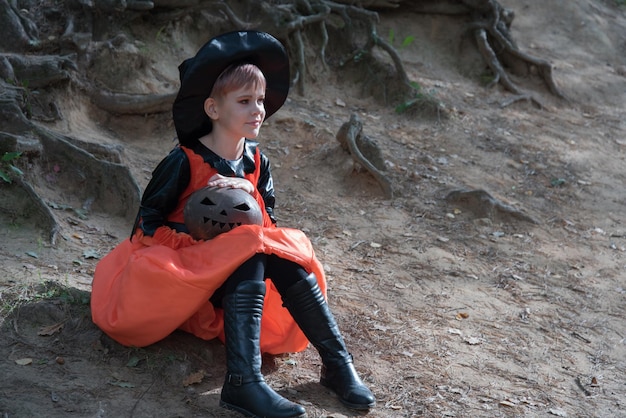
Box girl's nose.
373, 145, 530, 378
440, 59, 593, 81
253, 102, 265, 115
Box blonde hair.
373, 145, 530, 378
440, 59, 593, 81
210, 63, 266, 98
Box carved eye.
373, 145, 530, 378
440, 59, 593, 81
234, 203, 251, 211
200, 197, 216, 206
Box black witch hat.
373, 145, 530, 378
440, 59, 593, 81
172, 30, 290, 146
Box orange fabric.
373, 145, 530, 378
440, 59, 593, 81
91, 225, 326, 353
90, 145, 326, 354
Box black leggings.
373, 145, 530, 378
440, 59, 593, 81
210, 253, 310, 306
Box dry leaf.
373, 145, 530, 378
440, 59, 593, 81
38, 322, 64, 336
126, 356, 142, 367
183, 370, 205, 387
464, 336, 482, 345
83, 249, 101, 259
15, 358, 33, 366
456, 312, 469, 320
499, 400, 516, 407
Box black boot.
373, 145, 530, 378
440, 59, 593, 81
282, 274, 376, 410
220, 280, 306, 418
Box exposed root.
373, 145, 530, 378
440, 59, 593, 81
0, 0, 39, 51
0, 0, 567, 246
371, 0, 565, 104
332, 0, 401, 8
0, 82, 31, 133
445, 188, 540, 224
466, 0, 565, 103
473, 28, 544, 108
1, 53, 74, 88
336, 113, 393, 199
33, 125, 141, 220
85, 86, 176, 115
6, 178, 60, 245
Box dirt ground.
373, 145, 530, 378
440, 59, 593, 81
1, 0, 625, 417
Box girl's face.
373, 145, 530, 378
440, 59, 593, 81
211, 83, 266, 141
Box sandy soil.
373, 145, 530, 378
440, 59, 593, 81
1, 0, 625, 417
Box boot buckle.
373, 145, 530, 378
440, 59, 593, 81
227, 374, 243, 386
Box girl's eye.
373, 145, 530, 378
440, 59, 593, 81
240, 99, 249, 104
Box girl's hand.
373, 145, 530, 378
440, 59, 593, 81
207, 174, 255, 194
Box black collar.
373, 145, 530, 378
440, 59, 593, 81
188, 139, 258, 178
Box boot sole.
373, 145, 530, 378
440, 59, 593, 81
220, 400, 307, 418
320, 380, 376, 410
220, 400, 256, 417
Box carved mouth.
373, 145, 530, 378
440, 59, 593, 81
203, 217, 243, 230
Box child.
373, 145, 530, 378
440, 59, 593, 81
91, 30, 375, 417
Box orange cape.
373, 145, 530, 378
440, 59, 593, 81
91, 225, 326, 354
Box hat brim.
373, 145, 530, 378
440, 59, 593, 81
173, 31, 290, 146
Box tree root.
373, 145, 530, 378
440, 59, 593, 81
0, 0, 568, 246
400, 0, 564, 103
2, 178, 60, 245
33, 125, 141, 220
336, 113, 393, 199
334, 6, 412, 93
0, 73, 142, 246
0, 82, 32, 134
1, 54, 75, 89
213, 0, 412, 101
83, 83, 176, 115
0, 0, 39, 52
332, 0, 401, 8
465, 0, 565, 105
215, 0, 332, 96
1, 123, 141, 245
473, 28, 543, 108
445, 188, 540, 224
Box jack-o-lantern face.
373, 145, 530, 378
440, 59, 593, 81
184, 186, 263, 240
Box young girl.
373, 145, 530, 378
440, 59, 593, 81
91, 30, 375, 418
